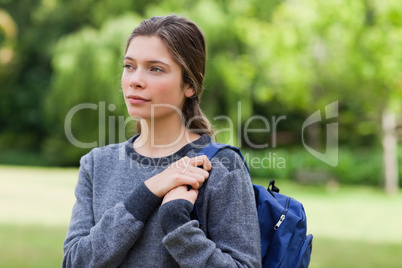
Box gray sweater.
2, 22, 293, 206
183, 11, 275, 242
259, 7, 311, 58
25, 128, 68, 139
63, 134, 261, 267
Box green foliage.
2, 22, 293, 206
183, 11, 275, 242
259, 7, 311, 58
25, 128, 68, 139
0, 0, 401, 188
245, 145, 402, 186
42, 15, 140, 165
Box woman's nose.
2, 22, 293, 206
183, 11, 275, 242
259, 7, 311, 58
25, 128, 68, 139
129, 70, 145, 89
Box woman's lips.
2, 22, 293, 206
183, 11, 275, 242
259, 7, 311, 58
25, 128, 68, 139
127, 95, 150, 104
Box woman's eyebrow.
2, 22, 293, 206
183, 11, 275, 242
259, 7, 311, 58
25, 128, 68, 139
123, 56, 170, 67
147, 60, 170, 67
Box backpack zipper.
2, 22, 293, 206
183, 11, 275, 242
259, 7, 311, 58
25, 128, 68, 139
274, 214, 286, 230
274, 197, 290, 230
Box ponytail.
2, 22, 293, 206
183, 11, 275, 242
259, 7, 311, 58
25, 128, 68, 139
182, 98, 214, 138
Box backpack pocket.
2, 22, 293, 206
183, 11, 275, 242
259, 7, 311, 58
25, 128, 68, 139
294, 234, 313, 268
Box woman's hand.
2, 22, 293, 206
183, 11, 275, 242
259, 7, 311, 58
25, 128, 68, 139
162, 185, 198, 205
144, 155, 211, 198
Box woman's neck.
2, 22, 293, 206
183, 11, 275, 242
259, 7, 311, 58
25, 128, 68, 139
133, 116, 201, 158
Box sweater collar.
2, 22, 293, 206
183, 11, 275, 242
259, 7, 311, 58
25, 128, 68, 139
125, 134, 212, 166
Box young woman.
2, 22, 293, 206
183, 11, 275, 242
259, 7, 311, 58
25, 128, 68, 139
63, 15, 261, 267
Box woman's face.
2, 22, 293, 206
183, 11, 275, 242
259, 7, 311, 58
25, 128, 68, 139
122, 36, 194, 121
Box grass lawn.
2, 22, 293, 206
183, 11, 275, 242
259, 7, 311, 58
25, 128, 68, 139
0, 224, 66, 268
1, 165, 401, 267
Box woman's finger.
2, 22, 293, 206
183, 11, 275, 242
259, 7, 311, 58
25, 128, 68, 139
162, 186, 199, 205
181, 164, 210, 178
173, 173, 203, 189
185, 155, 212, 171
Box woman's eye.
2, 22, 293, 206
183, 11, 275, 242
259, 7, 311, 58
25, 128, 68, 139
123, 64, 134, 70
150, 66, 163, 73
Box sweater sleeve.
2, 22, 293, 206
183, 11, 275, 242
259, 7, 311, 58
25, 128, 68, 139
62, 153, 161, 268
158, 167, 262, 268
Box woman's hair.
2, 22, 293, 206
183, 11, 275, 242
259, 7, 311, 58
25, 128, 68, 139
125, 15, 214, 137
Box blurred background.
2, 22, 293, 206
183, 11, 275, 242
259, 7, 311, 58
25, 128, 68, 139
0, 0, 401, 267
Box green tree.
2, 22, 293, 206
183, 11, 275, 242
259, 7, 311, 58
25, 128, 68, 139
44, 15, 141, 165
252, 0, 402, 192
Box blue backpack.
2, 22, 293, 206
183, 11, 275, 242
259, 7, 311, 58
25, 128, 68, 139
196, 143, 313, 268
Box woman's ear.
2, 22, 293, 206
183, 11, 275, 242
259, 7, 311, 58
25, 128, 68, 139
184, 84, 196, 98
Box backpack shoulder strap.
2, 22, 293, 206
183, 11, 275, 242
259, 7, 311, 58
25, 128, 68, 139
197, 143, 249, 172
197, 142, 232, 158
192, 143, 249, 226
